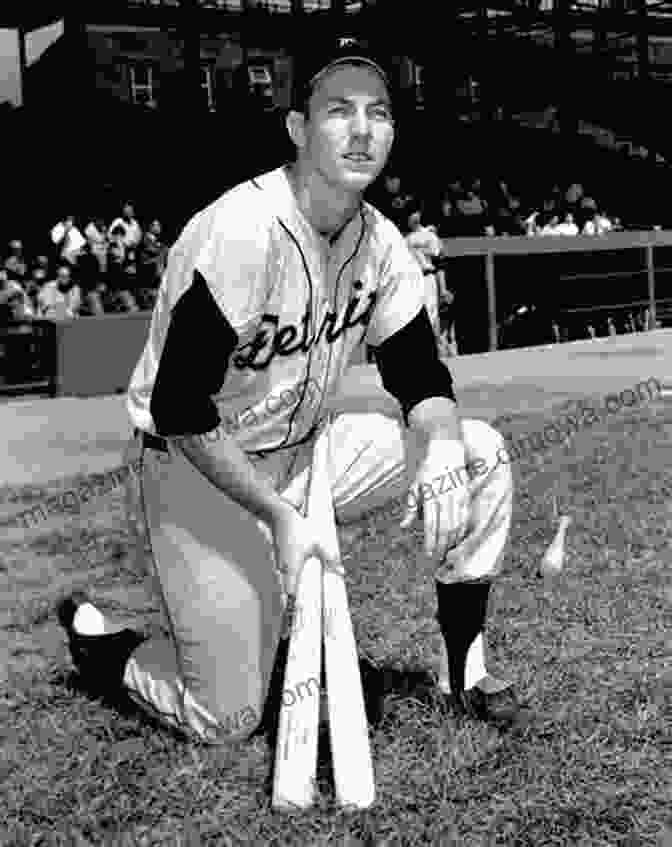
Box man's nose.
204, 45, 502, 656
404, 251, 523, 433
350, 109, 372, 137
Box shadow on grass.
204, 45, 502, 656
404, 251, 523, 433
256, 636, 447, 801
59, 634, 448, 801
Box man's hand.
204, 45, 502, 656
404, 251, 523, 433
400, 438, 470, 564
271, 502, 344, 602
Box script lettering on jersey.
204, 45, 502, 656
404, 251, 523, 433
232, 282, 377, 371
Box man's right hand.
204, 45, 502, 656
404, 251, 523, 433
271, 501, 343, 601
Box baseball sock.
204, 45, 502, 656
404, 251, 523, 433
435, 578, 491, 695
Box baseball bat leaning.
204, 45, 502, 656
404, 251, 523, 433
271, 433, 325, 810
318, 435, 375, 810
272, 419, 375, 811
539, 515, 571, 576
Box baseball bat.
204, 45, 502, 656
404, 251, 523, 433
318, 422, 375, 810
271, 426, 328, 810
540, 515, 571, 576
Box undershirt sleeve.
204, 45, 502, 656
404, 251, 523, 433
150, 270, 239, 436
372, 306, 457, 427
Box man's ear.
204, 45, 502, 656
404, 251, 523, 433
286, 109, 307, 151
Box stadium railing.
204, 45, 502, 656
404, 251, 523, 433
437, 229, 672, 352
0, 320, 57, 397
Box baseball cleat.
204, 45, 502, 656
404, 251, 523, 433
56, 592, 146, 696
441, 684, 533, 728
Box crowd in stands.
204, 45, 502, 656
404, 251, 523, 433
373, 175, 623, 240
369, 175, 628, 357
0, 203, 168, 325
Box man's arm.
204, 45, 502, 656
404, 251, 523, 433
373, 306, 461, 443
150, 270, 294, 530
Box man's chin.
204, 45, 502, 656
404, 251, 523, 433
338, 169, 380, 193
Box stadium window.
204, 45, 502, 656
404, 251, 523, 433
411, 62, 425, 109
201, 65, 216, 111
247, 64, 275, 108
129, 63, 158, 107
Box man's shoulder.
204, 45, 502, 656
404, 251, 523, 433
363, 201, 408, 250
181, 170, 283, 246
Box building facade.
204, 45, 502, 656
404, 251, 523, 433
82, 0, 425, 116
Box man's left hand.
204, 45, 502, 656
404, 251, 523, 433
400, 438, 470, 563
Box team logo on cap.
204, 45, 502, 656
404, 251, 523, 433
338, 37, 358, 48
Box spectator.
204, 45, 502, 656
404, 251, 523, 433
536, 196, 559, 231
492, 196, 526, 236
0, 269, 32, 324
106, 224, 127, 306
138, 219, 168, 293
105, 228, 139, 312
583, 209, 612, 236
506, 197, 526, 235
578, 196, 598, 230
404, 206, 444, 340
74, 248, 106, 316
524, 210, 539, 236
554, 212, 579, 236
33, 255, 51, 277
377, 174, 414, 230
595, 209, 613, 234
109, 203, 143, 249
119, 259, 140, 313
438, 286, 458, 359
436, 196, 461, 239
38, 265, 82, 320
84, 217, 110, 275
455, 186, 487, 235
4, 239, 28, 282
51, 215, 86, 267
565, 182, 584, 208
539, 214, 561, 236
25, 269, 47, 316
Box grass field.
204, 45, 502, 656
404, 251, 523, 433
1, 386, 670, 846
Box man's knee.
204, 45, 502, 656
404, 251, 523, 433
461, 419, 511, 481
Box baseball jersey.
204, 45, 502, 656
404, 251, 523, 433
127, 165, 451, 453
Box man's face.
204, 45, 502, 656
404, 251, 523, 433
385, 175, 401, 194
294, 63, 394, 194
408, 211, 421, 230
123, 204, 134, 219
57, 268, 71, 286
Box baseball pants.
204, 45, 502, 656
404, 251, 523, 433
121, 411, 513, 744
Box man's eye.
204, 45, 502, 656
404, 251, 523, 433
371, 107, 392, 120
328, 105, 348, 115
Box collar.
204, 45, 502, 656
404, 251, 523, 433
251, 165, 372, 248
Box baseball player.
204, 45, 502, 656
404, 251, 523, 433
57, 35, 521, 746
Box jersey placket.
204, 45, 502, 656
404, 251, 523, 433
311, 237, 337, 418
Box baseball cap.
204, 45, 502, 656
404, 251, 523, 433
292, 34, 392, 108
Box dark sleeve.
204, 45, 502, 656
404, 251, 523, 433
372, 306, 457, 428
150, 270, 239, 436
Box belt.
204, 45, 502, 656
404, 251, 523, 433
134, 421, 320, 458
134, 428, 169, 453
